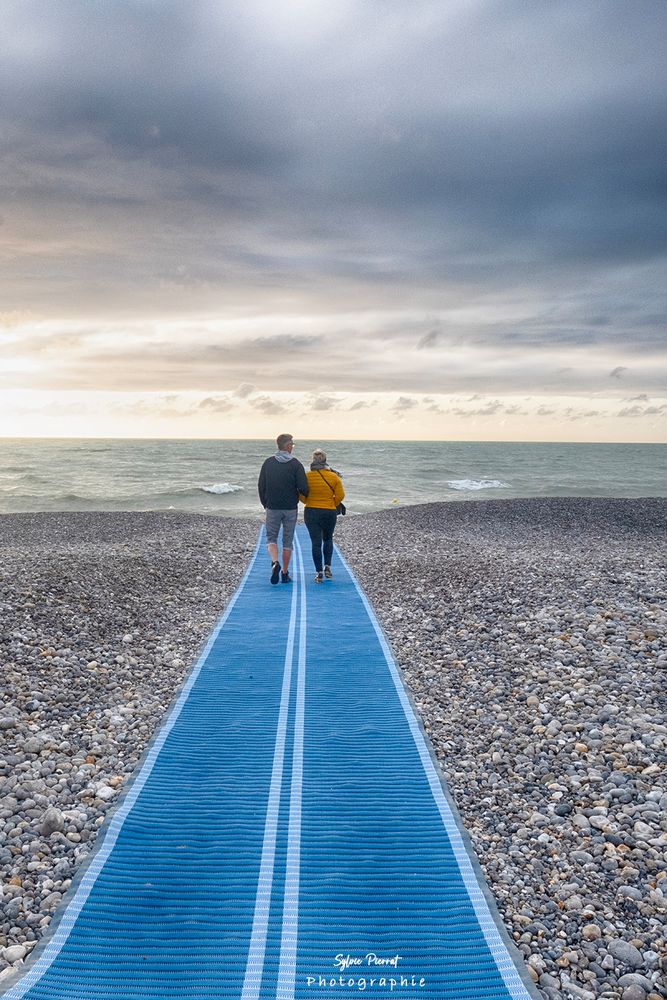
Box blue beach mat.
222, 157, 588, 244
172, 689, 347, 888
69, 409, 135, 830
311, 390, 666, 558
2, 525, 538, 1000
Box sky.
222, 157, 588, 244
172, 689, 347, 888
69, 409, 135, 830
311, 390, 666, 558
2, 0, 666, 441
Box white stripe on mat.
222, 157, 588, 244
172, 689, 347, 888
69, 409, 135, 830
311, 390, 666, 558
275, 534, 307, 1000
241, 546, 301, 1000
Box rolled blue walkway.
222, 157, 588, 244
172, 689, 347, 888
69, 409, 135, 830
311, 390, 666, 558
3, 525, 537, 1000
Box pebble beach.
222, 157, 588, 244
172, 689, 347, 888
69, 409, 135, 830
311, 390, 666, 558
1, 499, 665, 1000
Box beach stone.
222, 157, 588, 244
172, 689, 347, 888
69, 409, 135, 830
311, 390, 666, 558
562, 984, 595, 1000
527, 954, 546, 974
618, 975, 653, 991
40, 807, 65, 836
582, 924, 601, 941
93, 784, 116, 802
621, 987, 646, 1000
23, 737, 43, 754
608, 940, 643, 968
39, 892, 63, 912
647, 890, 667, 911
618, 886, 643, 900
2, 944, 27, 964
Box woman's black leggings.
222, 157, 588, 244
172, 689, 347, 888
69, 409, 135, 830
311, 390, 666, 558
304, 507, 338, 572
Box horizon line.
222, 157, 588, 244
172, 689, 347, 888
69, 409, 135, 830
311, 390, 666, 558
1, 435, 665, 446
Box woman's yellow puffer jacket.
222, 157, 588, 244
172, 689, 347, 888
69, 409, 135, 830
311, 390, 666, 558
300, 469, 345, 509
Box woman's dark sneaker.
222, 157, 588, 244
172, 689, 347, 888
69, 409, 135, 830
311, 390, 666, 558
324, 565, 333, 579
281, 570, 291, 583
314, 571, 323, 584
270, 561, 281, 585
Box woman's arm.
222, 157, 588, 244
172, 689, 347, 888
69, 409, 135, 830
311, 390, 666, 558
334, 475, 345, 505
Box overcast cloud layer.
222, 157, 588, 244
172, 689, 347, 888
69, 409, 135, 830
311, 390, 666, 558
2, 0, 666, 432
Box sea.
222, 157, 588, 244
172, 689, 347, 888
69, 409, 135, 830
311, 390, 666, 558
0, 438, 664, 519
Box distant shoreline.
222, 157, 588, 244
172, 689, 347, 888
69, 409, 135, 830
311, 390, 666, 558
1, 492, 667, 523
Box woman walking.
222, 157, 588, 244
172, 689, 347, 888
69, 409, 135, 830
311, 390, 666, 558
300, 449, 345, 583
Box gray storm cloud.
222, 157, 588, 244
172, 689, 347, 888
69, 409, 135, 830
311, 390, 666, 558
1, 0, 666, 399
310, 395, 338, 411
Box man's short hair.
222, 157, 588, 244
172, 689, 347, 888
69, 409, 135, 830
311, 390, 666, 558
276, 433, 293, 450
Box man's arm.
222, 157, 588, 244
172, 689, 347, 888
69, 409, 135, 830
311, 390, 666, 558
258, 461, 267, 508
295, 461, 309, 497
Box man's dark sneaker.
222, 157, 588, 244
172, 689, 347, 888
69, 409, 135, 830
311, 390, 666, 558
314, 571, 323, 584
281, 571, 291, 583
270, 561, 281, 585
324, 565, 333, 579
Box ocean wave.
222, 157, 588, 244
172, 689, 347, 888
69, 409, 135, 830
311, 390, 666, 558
136, 484, 246, 501
447, 479, 510, 491
2, 491, 92, 502
0, 471, 45, 484
200, 483, 244, 495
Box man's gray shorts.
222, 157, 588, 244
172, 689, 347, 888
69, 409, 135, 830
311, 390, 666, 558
265, 508, 298, 548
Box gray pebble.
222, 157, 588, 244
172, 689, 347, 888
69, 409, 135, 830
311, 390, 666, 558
621, 987, 646, 1000
608, 940, 644, 969
618, 974, 653, 991
561, 982, 596, 1000
39, 807, 65, 836
1, 945, 26, 964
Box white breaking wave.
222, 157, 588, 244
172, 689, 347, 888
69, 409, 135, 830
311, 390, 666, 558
447, 479, 510, 491
201, 482, 244, 495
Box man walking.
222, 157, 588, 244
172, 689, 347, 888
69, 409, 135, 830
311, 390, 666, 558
258, 433, 308, 584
